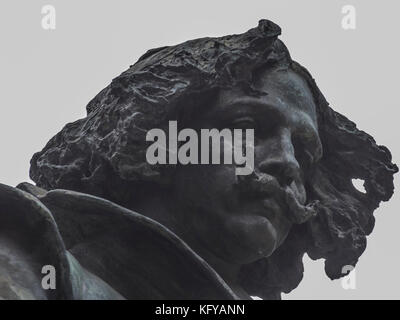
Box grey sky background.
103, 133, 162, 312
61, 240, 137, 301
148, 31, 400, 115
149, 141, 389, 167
0, 0, 399, 299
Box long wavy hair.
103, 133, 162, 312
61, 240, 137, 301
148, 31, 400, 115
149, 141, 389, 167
30, 20, 397, 299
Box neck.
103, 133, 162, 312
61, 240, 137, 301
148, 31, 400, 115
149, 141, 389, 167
180, 234, 251, 299
131, 194, 252, 300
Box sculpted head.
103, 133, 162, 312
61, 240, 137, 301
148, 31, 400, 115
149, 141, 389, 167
30, 20, 397, 299
172, 67, 322, 267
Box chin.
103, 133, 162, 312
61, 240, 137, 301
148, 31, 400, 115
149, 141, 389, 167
222, 214, 280, 265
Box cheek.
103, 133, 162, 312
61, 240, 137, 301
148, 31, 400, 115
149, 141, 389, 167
174, 164, 239, 210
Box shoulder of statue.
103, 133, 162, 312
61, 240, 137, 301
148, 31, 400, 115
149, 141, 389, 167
0, 182, 73, 299
0, 182, 237, 300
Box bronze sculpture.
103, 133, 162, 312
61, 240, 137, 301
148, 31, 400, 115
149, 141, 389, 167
0, 20, 397, 299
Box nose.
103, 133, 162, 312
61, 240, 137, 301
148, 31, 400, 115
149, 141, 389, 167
259, 159, 299, 186
258, 132, 300, 187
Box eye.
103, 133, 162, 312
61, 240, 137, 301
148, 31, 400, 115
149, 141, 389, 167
231, 116, 257, 129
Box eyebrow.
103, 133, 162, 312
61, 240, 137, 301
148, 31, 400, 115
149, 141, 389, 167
220, 97, 270, 110
214, 98, 288, 123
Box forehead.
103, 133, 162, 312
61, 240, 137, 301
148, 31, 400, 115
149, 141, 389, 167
215, 68, 318, 126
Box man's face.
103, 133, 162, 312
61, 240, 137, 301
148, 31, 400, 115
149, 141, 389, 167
172, 68, 322, 265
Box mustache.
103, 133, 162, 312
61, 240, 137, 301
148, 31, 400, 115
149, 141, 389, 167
236, 171, 319, 224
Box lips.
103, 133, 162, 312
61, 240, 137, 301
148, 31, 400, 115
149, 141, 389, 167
236, 171, 318, 224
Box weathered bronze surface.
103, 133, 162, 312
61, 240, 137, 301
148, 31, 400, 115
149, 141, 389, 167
0, 20, 397, 299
